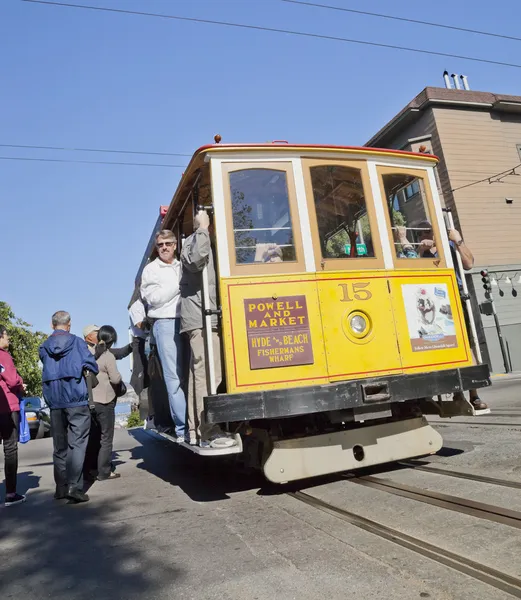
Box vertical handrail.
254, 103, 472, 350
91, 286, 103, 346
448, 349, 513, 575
442, 209, 482, 363
128, 328, 134, 373
198, 208, 217, 395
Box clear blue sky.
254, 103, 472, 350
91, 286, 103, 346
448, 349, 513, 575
2, 0, 521, 380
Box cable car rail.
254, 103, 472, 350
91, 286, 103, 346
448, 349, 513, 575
432, 420, 521, 428
398, 460, 521, 490
290, 490, 521, 598
350, 476, 521, 530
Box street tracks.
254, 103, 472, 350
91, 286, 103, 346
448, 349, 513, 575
289, 466, 521, 597
399, 460, 521, 490
352, 475, 521, 529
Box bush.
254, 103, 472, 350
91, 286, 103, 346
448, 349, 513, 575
0, 301, 47, 396
126, 412, 144, 428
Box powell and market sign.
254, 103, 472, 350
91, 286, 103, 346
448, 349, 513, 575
243, 295, 314, 369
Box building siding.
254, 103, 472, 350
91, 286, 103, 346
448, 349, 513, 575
471, 267, 521, 329
366, 89, 521, 373
375, 108, 453, 210
432, 107, 521, 267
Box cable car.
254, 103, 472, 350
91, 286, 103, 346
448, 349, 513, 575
132, 139, 491, 483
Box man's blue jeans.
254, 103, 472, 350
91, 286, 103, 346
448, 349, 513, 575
153, 318, 187, 437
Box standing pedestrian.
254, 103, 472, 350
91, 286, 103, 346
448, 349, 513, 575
39, 311, 98, 503
140, 230, 187, 440
85, 325, 124, 482
0, 325, 26, 506
83, 324, 130, 482
180, 211, 236, 448
83, 324, 132, 361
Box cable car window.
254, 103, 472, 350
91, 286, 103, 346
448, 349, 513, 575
229, 169, 296, 264
309, 165, 375, 259
382, 173, 432, 259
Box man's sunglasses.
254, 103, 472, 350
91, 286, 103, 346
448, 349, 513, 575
157, 241, 175, 248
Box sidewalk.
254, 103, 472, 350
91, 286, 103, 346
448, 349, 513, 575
491, 371, 521, 380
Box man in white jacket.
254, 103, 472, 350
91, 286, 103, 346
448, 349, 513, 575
140, 230, 186, 440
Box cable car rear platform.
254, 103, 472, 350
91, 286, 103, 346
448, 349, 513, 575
205, 364, 491, 423
143, 428, 243, 456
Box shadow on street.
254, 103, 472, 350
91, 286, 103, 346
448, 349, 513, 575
128, 429, 473, 503
128, 428, 266, 502
0, 478, 182, 600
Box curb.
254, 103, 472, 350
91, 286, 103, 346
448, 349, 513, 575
491, 372, 521, 381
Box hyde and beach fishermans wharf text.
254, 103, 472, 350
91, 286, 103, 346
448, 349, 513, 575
244, 295, 314, 369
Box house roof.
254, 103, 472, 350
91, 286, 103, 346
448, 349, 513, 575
366, 86, 521, 147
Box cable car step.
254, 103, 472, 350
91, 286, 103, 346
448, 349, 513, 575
145, 429, 243, 456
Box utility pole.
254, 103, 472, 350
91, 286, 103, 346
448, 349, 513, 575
481, 270, 511, 373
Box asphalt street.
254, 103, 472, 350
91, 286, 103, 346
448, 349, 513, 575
1, 375, 520, 600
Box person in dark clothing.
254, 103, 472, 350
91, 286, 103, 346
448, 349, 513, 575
0, 325, 26, 506
128, 296, 149, 396
84, 325, 124, 482
39, 311, 98, 503
83, 324, 132, 360
83, 324, 132, 482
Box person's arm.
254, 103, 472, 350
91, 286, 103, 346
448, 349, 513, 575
418, 238, 436, 257
395, 226, 418, 258
79, 340, 99, 374
141, 264, 179, 308
105, 353, 122, 386
181, 213, 211, 273
0, 353, 24, 394
129, 299, 146, 328
449, 229, 474, 270
111, 344, 132, 360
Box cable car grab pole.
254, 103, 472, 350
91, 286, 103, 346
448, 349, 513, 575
442, 209, 482, 364
198, 208, 217, 395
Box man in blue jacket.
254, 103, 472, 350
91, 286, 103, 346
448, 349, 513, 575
39, 311, 98, 503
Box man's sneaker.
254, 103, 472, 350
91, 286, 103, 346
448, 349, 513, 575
471, 397, 488, 410
67, 487, 90, 503
5, 493, 26, 507
187, 436, 197, 446
209, 434, 237, 449
174, 436, 185, 444
157, 425, 174, 435
97, 472, 121, 481
144, 417, 156, 430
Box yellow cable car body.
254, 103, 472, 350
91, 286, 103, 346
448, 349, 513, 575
136, 142, 490, 483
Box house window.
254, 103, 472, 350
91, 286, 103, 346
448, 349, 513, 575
404, 180, 421, 201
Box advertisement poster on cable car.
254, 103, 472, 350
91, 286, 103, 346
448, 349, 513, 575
244, 295, 314, 369
401, 283, 458, 352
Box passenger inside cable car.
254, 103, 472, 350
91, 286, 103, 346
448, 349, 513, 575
309, 164, 375, 259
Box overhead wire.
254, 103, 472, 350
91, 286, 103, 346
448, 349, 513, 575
282, 0, 521, 43
20, 0, 521, 69
0, 143, 191, 157
451, 163, 521, 192
0, 156, 186, 167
